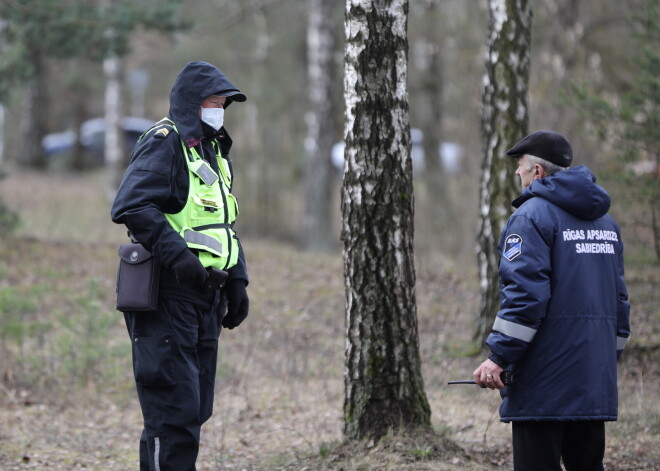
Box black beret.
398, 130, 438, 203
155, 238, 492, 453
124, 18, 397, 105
506, 130, 573, 167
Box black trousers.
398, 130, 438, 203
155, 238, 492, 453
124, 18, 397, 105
125, 296, 220, 471
512, 421, 605, 471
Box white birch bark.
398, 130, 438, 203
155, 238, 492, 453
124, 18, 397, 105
100, 0, 123, 198
476, 0, 532, 342
343, 0, 431, 441
104, 55, 123, 199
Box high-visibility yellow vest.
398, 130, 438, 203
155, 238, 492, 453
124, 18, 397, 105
150, 118, 240, 271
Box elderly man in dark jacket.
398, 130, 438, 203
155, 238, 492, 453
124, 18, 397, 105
112, 61, 250, 471
473, 130, 631, 471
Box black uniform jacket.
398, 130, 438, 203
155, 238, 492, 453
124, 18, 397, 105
111, 61, 248, 308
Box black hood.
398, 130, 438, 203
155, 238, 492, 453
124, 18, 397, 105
168, 61, 246, 148
513, 165, 611, 220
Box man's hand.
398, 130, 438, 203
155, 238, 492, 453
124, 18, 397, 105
473, 359, 504, 390
171, 249, 208, 286
222, 279, 249, 329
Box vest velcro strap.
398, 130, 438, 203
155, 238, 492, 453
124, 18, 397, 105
192, 160, 219, 186
193, 223, 233, 231
183, 230, 225, 256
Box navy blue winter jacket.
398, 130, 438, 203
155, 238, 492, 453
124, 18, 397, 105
486, 165, 631, 422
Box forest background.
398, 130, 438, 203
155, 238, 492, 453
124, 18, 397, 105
0, 0, 658, 470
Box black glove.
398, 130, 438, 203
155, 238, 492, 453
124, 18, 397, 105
171, 249, 208, 286
222, 279, 249, 329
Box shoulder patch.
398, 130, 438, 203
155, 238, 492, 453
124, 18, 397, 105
153, 127, 171, 139
503, 234, 523, 261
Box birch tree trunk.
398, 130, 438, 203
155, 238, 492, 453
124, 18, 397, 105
104, 55, 123, 198
70, 62, 92, 172
343, 0, 431, 441
476, 0, 532, 343
303, 0, 338, 251
101, 0, 124, 198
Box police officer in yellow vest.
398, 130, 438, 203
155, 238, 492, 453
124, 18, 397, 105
111, 61, 249, 471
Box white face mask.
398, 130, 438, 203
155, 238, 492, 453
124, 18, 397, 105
200, 107, 224, 130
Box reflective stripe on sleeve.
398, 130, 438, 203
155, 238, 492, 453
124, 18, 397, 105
183, 230, 224, 255
617, 335, 629, 351
154, 437, 161, 471
492, 317, 537, 343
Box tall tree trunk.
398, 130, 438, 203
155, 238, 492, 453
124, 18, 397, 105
70, 62, 92, 172
0, 104, 4, 173
303, 0, 338, 251
413, 0, 446, 256
104, 55, 124, 198
343, 0, 431, 441
21, 48, 48, 169
418, 0, 442, 179
652, 155, 660, 260
475, 0, 532, 344
101, 0, 124, 198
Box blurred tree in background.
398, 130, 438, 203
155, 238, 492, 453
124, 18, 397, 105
476, 0, 533, 344
565, 0, 659, 261
302, 0, 340, 252
0, 0, 654, 274
0, 0, 188, 169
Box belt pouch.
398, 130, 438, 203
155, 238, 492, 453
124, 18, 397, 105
116, 243, 160, 312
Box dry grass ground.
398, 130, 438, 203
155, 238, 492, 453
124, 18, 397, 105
0, 169, 658, 470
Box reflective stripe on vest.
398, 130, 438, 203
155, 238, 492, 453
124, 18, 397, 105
183, 230, 225, 256
155, 118, 239, 270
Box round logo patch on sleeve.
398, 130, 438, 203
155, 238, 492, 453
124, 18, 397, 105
504, 234, 523, 261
